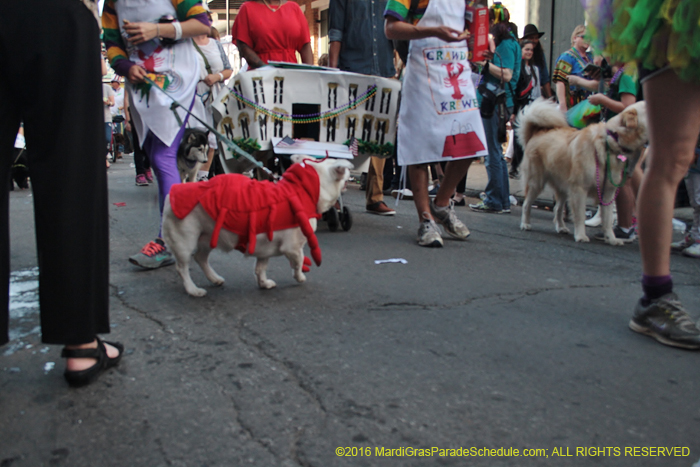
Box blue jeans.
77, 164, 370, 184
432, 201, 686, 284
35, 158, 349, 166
481, 110, 510, 210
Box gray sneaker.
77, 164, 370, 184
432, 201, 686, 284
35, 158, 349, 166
417, 218, 444, 247
629, 293, 700, 349
129, 239, 176, 269
430, 200, 470, 239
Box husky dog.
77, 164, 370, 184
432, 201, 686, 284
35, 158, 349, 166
177, 128, 209, 182
517, 98, 648, 245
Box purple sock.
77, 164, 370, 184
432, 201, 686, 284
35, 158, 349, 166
641, 275, 673, 305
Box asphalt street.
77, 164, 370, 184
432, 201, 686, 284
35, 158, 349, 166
2, 156, 700, 467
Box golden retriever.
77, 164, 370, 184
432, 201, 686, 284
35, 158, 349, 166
516, 98, 648, 245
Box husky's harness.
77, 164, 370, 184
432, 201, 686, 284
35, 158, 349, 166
169, 163, 323, 266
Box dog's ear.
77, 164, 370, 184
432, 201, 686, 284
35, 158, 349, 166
332, 160, 353, 181
188, 132, 197, 144
621, 109, 638, 130
333, 166, 347, 181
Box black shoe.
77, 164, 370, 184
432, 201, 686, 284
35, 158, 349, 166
629, 293, 700, 349
62, 337, 124, 387
593, 226, 637, 243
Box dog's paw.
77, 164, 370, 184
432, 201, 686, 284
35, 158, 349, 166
186, 286, 208, 297
208, 275, 225, 286
258, 279, 277, 289
520, 223, 531, 231
575, 234, 590, 243
556, 226, 570, 234
294, 271, 307, 283
607, 237, 624, 246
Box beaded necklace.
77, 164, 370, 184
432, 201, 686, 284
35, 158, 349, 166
261, 0, 282, 12
230, 85, 378, 123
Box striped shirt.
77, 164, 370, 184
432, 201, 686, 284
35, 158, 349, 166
102, 0, 210, 77
384, 0, 430, 25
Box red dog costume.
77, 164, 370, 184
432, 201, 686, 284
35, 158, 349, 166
169, 162, 323, 266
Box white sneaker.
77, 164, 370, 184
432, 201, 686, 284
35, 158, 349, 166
430, 200, 470, 239
671, 234, 695, 251
416, 216, 443, 247
585, 207, 602, 227
391, 188, 413, 200
682, 241, 700, 258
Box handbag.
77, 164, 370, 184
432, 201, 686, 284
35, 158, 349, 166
496, 81, 515, 143
442, 121, 485, 158
566, 99, 601, 129
478, 79, 505, 119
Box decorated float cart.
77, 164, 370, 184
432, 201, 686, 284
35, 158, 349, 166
211, 63, 402, 231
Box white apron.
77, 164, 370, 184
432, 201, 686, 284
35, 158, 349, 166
397, 0, 487, 166
114, 0, 200, 147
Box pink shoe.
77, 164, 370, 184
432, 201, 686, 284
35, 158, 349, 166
135, 174, 148, 186
145, 168, 154, 183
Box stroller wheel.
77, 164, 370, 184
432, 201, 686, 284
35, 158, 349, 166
340, 206, 352, 231
325, 206, 339, 232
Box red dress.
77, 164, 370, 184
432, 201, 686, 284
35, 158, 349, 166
231, 1, 310, 65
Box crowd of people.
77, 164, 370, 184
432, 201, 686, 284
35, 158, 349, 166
2, 0, 700, 389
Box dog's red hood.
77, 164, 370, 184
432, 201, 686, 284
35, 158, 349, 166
169, 163, 322, 265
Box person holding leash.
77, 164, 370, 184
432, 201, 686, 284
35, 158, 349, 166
102, 0, 210, 269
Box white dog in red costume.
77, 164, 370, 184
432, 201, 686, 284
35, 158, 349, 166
162, 155, 353, 297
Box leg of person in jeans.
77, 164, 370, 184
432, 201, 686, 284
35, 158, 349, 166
470, 112, 504, 212
630, 69, 700, 349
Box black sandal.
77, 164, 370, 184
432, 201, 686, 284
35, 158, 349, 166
61, 337, 124, 387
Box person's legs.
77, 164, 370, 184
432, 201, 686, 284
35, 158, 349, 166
630, 69, 700, 349
615, 184, 635, 229
144, 125, 186, 236
688, 173, 700, 241
131, 118, 150, 185
1, 0, 111, 347
638, 71, 700, 278
128, 128, 183, 269
365, 156, 394, 214
474, 113, 505, 211
510, 119, 524, 176
409, 164, 431, 221
434, 159, 473, 207
196, 131, 217, 181
365, 156, 386, 206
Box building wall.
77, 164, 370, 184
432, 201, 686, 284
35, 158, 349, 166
527, 0, 586, 76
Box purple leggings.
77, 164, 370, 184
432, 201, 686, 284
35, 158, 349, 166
143, 123, 186, 238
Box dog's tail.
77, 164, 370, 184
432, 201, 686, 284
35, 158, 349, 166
515, 97, 569, 148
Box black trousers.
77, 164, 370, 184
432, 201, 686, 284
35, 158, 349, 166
130, 118, 151, 176
0, 0, 110, 345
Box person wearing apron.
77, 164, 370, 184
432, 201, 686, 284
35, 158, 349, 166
385, 0, 488, 247
103, 0, 210, 269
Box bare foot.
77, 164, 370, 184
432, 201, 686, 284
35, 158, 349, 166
64, 340, 121, 372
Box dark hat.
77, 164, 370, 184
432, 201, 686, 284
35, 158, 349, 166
522, 24, 545, 39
